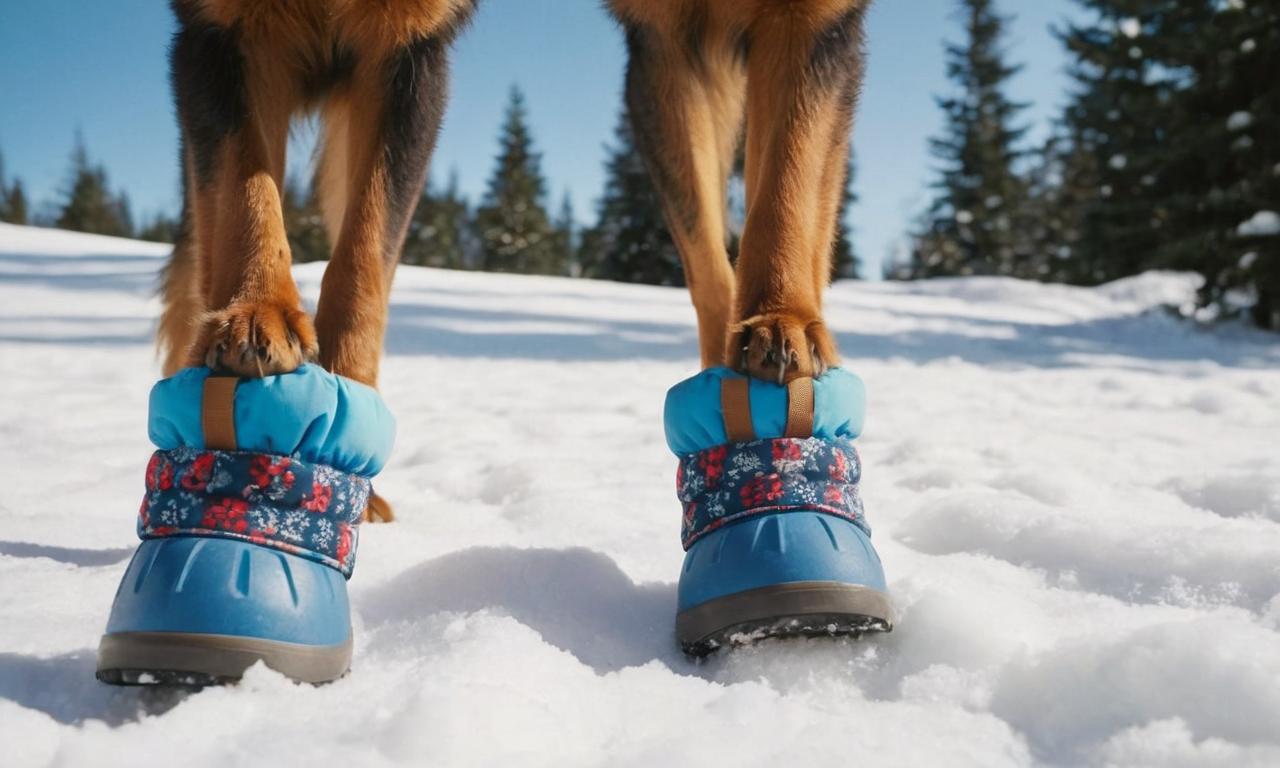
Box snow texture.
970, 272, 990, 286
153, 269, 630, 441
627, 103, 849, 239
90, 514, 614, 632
1227, 111, 1254, 131
2, 222, 1280, 767
1237, 210, 1280, 238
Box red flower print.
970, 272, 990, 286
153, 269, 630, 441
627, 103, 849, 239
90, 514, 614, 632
249, 455, 271, 488
249, 455, 294, 490
336, 523, 352, 564
740, 474, 784, 507
683, 502, 697, 530
146, 454, 174, 492
144, 454, 160, 489
829, 451, 849, 482
303, 481, 332, 513
202, 496, 249, 533
824, 484, 845, 505
699, 445, 728, 489
772, 440, 802, 463
181, 452, 215, 491
675, 462, 685, 493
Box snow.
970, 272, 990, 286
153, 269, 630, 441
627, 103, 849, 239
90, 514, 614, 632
1237, 210, 1280, 238
2, 222, 1280, 767
1227, 111, 1253, 131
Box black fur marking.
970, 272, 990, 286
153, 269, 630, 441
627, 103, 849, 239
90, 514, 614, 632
807, 5, 868, 102
169, 0, 203, 29
380, 35, 452, 264
729, 25, 751, 69
170, 18, 248, 186
682, 3, 710, 73
302, 44, 358, 104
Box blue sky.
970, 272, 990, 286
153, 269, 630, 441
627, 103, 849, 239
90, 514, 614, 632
0, 0, 1080, 278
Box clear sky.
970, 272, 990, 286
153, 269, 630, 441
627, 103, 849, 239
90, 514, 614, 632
0, 0, 1080, 278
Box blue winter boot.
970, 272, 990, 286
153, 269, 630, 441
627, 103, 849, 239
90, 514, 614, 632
96, 364, 395, 685
665, 367, 893, 655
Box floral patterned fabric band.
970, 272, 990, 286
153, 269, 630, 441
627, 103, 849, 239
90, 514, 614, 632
676, 437, 868, 551
138, 447, 370, 577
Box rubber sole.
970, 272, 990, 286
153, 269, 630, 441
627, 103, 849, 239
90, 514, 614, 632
676, 581, 894, 657
96, 631, 352, 686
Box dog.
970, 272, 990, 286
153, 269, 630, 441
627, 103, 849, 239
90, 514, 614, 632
159, 0, 867, 434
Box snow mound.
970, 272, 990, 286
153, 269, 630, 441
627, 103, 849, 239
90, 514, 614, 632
2, 224, 1279, 767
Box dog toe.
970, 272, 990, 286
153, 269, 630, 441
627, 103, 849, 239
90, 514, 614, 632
193, 301, 317, 377
731, 312, 838, 383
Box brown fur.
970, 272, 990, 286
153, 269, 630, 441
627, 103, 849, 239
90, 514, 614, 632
160, 0, 868, 520
164, 0, 472, 522
612, 0, 868, 381
163, 0, 470, 385
164, 0, 867, 385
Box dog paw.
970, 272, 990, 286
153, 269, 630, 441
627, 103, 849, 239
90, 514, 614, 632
194, 300, 318, 377
730, 312, 839, 384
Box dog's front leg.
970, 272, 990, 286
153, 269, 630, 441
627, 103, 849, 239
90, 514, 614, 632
311, 37, 451, 389
730, 1, 869, 383
620, 14, 746, 369
173, 21, 316, 376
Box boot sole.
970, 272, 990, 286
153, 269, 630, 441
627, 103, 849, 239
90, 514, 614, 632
677, 581, 893, 657
96, 631, 351, 686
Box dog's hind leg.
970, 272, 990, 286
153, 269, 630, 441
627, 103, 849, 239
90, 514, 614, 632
618, 8, 746, 368
311, 34, 452, 388
171, 17, 316, 377
730, 0, 869, 382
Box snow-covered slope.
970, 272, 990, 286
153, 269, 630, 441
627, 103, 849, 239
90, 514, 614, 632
2, 222, 1279, 767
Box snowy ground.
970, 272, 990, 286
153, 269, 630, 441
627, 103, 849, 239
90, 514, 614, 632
2, 221, 1279, 767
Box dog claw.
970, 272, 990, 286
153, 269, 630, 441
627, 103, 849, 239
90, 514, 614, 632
205, 342, 226, 370
195, 300, 317, 377
811, 344, 827, 376
731, 312, 838, 384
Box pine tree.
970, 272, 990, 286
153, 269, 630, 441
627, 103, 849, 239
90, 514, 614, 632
56, 133, 134, 237
831, 155, 860, 281
1023, 134, 1087, 281
0, 150, 11, 223
1156, 0, 1280, 329
138, 212, 179, 243
581, 105, 683, 286
404, 170, 471, 269
552, 194, 577, 277
910, 0, 1032, 279
282, 173, 330, 263
1053, 2, 1173, 284
473, 86, 559, 275
4, 180, 27, 225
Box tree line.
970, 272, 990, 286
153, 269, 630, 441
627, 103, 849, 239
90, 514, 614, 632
899, 0, 1279, 330
0, 131, 180, 243
1, 85, 858, 286
287, 86, 859, 282
4, 0, 1275, 330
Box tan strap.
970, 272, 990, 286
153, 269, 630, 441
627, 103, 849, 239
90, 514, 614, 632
784, 376, 815, 439
720, 378, 755, 442
202, 376, 239, 451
